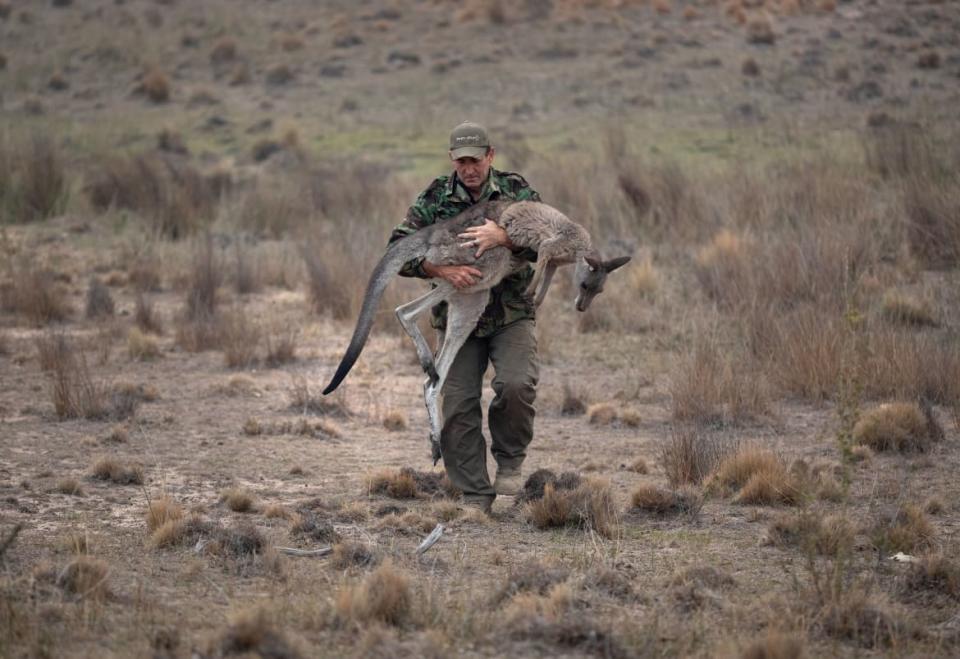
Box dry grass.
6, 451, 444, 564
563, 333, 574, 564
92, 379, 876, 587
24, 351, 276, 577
56, 556, 109, 599
0, 134, 68, 223
90, 457, 144, 485
84, 278, 114, 319
816, 589, 914, 649
880, 291, 938, 327
871, 504, 935, 554
134, 292, 163, 335
629, 484, 703, 517
145, 496, 184, 532
287, 375, 351, 417
626, 457, 648, 474
560, 382, 587, 416
765, 512, 855, 557
524, 477, 619, 538
264, 325, 297, 367
216, 607, 300, 658
141, 66, 171, 103
127, 327, 161, 361
659, 424, 733, 487
901, 552, 960, 600
49, 345, 109, 421
221, 487, 256, 513
335, 561, 411, 627
331, 540, 377, 569
707, 447, 805, 505
382, 410, 408, 431
853, 401, 943, 452
220, 309, 261, 368
54, 478, 84, 496
586, 402, 617, 426
2, 262, 71, 324
740, 632, 807, 659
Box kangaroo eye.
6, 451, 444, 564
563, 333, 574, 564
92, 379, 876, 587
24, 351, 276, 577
580, 282, 588, 289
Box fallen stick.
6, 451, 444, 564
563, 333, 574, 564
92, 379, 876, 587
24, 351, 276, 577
415, 523, 444, 556
275, 546, 333, 557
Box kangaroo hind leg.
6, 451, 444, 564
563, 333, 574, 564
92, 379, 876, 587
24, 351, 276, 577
525, 237, 560, 298
396, 284, 451, 384
423, 291, 488, 463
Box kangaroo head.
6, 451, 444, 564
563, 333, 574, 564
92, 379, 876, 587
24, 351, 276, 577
573, 253, 632, 312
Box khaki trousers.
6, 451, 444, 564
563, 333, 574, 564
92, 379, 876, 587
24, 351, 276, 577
440, 319, 539, 506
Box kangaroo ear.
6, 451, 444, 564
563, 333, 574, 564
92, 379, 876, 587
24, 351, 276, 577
584, 256, 602, 272
604, 256, 632, 272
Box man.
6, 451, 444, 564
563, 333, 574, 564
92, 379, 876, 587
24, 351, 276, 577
388, 121, 540, 514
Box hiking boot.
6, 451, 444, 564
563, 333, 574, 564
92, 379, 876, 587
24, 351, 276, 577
494, 468, 523, 496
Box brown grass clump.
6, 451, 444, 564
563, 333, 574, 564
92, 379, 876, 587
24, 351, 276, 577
290, 513, 340, 544
817, 589, 913, 648
586, 402, 617, 426
740, 632, 807, 659
901, 553, 960, 600
335, 561, 411, 627
56, 556, 109, 599
148, 515, 213, 549
55, 478, 84, 496
382, 410, 407, 432
141, 66, 171, 103
221, 488, 256, 513
853, 402, 942, 452
263, 326, 297, 366
659, 424, 733, 487
707, 447, 804, 505
217, 607, 300, 659
103, 424, 128, 444
366, 469, 418, 499
127, 327, 161, 361
331, 540, 378, 569
210, 37, 237, 64
146, 496, 184, 532
525, 477, 618, 538
746, 15, 776, 44
923, 496, 945, 515
220, 310, 260, 368
560, 383, 587, 416
765, 512, 854, 557
880, 291, 938, 327
287, 375, 351, 417
872, 504, 935, 553
2, 263, 71, 324
262, 504, 292, 520
90, 457, 144, 485
627, 457, 648, 474
629, 484, 702, 517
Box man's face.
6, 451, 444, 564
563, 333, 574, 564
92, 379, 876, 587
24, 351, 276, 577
450, 147, 495, 194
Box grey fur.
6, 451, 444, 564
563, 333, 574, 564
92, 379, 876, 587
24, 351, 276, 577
322, 200, 631, 462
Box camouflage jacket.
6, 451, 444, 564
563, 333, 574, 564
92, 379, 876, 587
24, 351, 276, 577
389, 168, 541, 337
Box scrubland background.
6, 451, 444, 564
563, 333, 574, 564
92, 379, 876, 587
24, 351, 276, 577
1, 0, 960, 657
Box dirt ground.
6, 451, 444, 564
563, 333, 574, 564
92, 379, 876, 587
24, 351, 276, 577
2, 1, 960, 657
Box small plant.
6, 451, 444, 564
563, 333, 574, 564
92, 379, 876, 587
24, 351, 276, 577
659, 424, 733, 487
90, 457, 144, 485
127, 327, 161, 361
853, 401, 943, 453
221, 488, 256, 513
141, 66, 171, 103
335, 561, 411, 626
146, 496, 184, 532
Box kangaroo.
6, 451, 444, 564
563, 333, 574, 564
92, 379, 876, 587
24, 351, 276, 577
322, 200, 631, 462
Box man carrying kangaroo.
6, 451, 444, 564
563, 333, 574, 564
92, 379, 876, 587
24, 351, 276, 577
388, 121, 540, 514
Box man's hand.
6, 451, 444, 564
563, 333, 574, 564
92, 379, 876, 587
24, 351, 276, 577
423, 262, 483, 289
458, 219, 513, 258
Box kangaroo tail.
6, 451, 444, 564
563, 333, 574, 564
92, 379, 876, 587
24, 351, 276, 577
322, 239, 418, 395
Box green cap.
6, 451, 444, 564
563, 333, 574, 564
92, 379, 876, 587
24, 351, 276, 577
448, 121, 490, 159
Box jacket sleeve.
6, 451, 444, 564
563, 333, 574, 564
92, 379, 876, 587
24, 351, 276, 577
389, 193, 434, 279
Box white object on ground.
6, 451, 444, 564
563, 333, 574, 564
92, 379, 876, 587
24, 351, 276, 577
416, 524, 444, 555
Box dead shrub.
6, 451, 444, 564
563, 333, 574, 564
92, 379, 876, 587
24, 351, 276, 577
217, 607, 300, 659
880, 291, 938, 328
35, 331, 70, 371
287, 375, 350, 417
629, 484, 703, 517
185, 236, 221, 320
85, 153, 214, 239
817, 589, 913, 649
560, 382, 587, 416
90, 457, 144, 485
746, 15, 776, 44
903, 175, 960, 269
659, 424, 733, 487
670, 339, 769, 426
525, 478, 619, 539
127, 327, 161, 361
0, 135, 69, 222
626, 457, 648, 474
853, 401, 942, 453
365, 469, 418, 499
146, 496, 184, 532
871, 504, 935, 554
221, 488, 256, 513
49, 345, 109, 420
740, 632, 807, 659
290, 513, 340, 544
335, 561, 411, 627
209, 37, 237, 64
302, 245, 353, 321
2, 262, 71, 324
220, 309, 260, 369
56, 556, 109, 599
495, 561, 570, 603
84, 278, 114, 319
149, 515, 213, 549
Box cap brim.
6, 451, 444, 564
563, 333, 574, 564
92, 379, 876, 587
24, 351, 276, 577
449, 146, 488, 160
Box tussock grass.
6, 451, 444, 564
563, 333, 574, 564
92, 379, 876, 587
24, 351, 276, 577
382, 410, 407, 431
740, 632, 807, 659
290, 514, 340, 543
264, 326, 297, 366
901, 553, 960, 600
0, 134, 68, 223
331, 540, 377, 569
707, 447, 805, 505
127, 327, 161, 361
54, 478, 84, 496
217, 607, 301, 659
56, 556, 109, 599
817, 589, 915, 649
560, 382, 587, 416
141, 66, 171, 103
90, 457, 144, 485
880, 291, 938, 328
220, 309, 260, 368
365, 469, 418, 499
524, 477, 619, 538
287, 375, 351, 417
586, 402, 617, 426
84, 278, 114, 319
853, 401, 943, 453
872, 504, 935, 553
2, 263, 71, 325
146, 496, 184, 532
765, 512, 855, 557
659, 424, 733, 487
335, 561, 411, 627
220, 488, 256, 513
50, 346, 109, 420
629, 484, 702, 517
